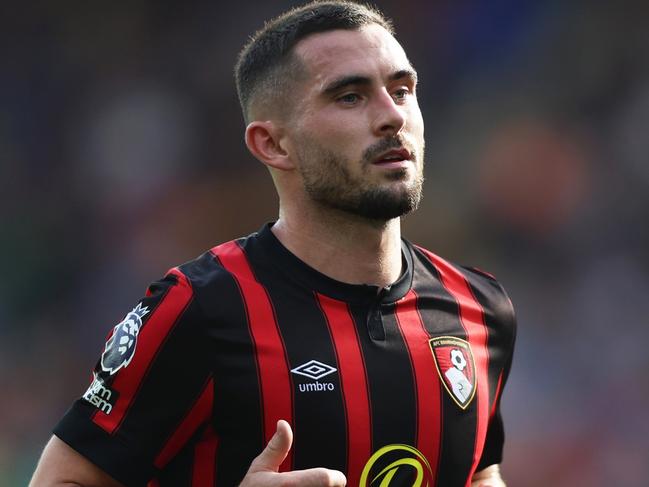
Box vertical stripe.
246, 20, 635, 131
93, 268, 193, 434
490, 370, 505, 421
213, 241, 294, 471
192, 426, 219, 487
154, 377, 215, 469
394, 290, 442, 479
258, 273, 347, 471
417, 248, 490, 485
317, 293, 371, 486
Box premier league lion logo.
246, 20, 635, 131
101, 303, 149, 375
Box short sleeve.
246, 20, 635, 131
54, 268, 213, 487
472, 271, 516, 472
477, 328, 515, 471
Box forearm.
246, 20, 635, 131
471, 464, 506, 487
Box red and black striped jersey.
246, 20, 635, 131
54, 223, 516, 487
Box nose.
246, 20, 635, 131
371, 89, 407, 136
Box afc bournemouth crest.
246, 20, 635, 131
429, 336, 476, 409
101, 303, 149, 375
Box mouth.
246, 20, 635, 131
372, 147, 413, 169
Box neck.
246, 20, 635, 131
271, 202, 403, 288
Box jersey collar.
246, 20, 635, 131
254, 222, 413, 304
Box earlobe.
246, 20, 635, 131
245, 121, 295, 171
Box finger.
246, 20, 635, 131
278, 467, 347, 486
247, 419, 293, 473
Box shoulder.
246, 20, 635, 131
409, 242, 510, 297
460, 265, 517, 339
164, 229, 261, 291
175, 247, 238, 290
142, 250, 232, 311
163, 233, 264, 318
409, 242, 516, 335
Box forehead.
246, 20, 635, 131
294, 24, 412, 87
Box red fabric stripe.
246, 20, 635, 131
417, 248, 491, 485
394, 289, 442, 476
489, 370, 505, 421
213, 241, 293, 471
192, 425, 219, 487
154, 377, 215, 469
317, 293, 371, 486
93, 268, 193, 434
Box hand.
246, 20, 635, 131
239, 420, 347, 486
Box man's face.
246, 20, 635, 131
286, 24, 425, 221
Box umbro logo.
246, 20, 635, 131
291, 360, 337, 392
291, 360, 337, 380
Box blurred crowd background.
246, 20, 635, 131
2, 0, 648, 485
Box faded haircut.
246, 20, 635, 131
235, 1, 393, 124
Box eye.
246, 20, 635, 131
393, 88, 410, 102
337, 93, 361, 104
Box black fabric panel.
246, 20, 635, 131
435, 393, 477, 487
155, 429, 202, 487
54, 413, 153, 487
349, 303, 417, 451
477, 405, 505, 471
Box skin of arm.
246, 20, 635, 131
471, 464, 506, 487
29, 435, 125, 487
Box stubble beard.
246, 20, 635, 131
296, 135, 425, 221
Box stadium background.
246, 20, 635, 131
1, 1, 648, 485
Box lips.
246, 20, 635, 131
373, 147, 412, 165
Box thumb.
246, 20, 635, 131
247, 420, 293, 473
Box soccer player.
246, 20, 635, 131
30, 2, 515, 486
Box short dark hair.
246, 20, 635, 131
235, 1, 394, 124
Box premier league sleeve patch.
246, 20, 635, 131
429, 336, 476, 410
100, 303, 150, 375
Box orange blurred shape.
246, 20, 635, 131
477, 119, 591, 237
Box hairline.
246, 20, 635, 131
244, 21, 392, 125
237, 1, 395, 125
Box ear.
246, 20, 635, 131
245, 121, 295, 171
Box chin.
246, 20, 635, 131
382, 167, 410, 181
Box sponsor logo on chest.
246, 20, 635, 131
290, 359, 337, 392
360, 444, 433, 487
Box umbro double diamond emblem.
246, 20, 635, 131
291, 359, 337, 392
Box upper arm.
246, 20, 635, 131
48, 269, 213, 485
29, 435, 125, 487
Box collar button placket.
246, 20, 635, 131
366, 295, 386, 341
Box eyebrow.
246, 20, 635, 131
390, 68, 418, 84
321, 68, 418, 96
